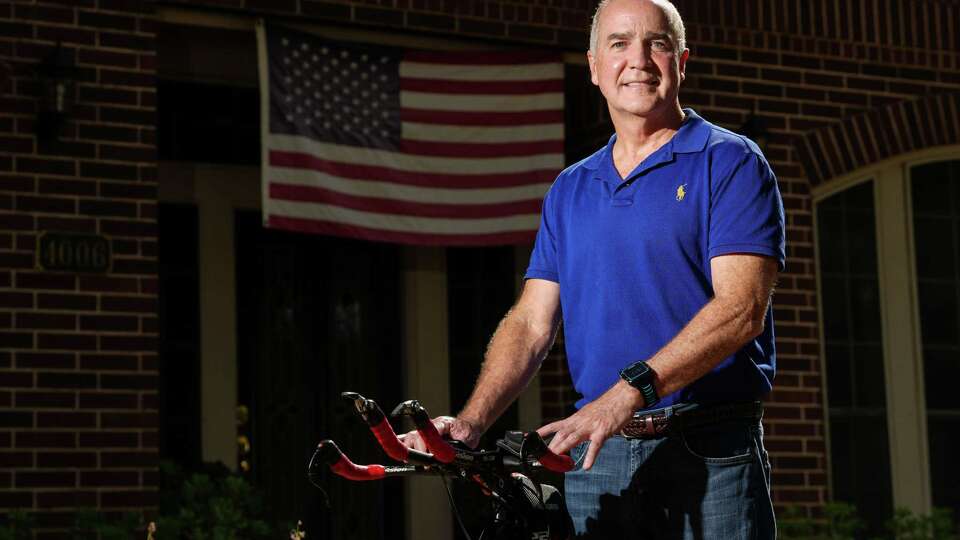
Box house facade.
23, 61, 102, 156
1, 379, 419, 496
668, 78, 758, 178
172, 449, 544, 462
1, 0, 958, 538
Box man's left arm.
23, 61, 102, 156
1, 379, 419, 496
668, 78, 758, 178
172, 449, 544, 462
539, 253, 778, 470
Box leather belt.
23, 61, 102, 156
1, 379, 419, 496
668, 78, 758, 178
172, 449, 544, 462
619, 401, 763, 440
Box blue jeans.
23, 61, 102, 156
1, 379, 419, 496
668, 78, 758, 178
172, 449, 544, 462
565, 410, 775, 539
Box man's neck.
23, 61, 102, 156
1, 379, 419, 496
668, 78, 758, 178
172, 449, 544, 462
610, 104, 685, 178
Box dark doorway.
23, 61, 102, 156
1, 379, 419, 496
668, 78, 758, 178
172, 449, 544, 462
235, 211, 405, 540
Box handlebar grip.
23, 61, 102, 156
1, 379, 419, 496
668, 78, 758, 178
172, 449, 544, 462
391, 400, 456, 464
523, 432, 575, 473
369, 418, 410, 463
316, 440, 386, 481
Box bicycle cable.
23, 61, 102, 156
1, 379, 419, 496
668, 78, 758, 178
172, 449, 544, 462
441, 471, 474, 540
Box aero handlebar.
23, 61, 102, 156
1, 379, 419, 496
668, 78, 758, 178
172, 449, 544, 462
310, 392, 574, 485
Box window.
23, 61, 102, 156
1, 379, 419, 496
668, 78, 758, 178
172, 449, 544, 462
816, 181, 892, 534
814, 148, 960, 525
911, 159, 960, 520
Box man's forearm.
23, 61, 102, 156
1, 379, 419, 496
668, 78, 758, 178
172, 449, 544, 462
458, 307, 560, 433
647, 257, 778, 399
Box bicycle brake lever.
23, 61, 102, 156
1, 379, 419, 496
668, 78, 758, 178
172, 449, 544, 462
391, 400, 456, 463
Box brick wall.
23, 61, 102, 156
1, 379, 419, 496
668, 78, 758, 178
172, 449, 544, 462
0, 0, 158, 534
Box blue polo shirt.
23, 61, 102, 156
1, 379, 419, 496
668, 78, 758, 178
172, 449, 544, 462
526, 109, 785, 410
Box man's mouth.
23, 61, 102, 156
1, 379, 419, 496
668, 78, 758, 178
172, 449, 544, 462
622, 79, 659, 87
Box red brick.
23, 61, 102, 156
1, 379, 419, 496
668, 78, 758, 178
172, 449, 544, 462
37, 216, 97, 233
15, 431, 76, 449
79, 432, 138, 448
15, 312, 76, 330
80, 314, 138, 332
36, 371, 96, 390
0, 331, 32, 349
78, 275, 138, 293
79, 392, 137, 409
15, 157, 76, 177
16, 272, 77, 291
102, 412, 156, 428
0, 292, 34, 309
0, 491, 32, 507
0, 253, 34, 269
78, 85, 138, 106
16, 471, 76, 488
38, 178, 98, 197
37, 333, 98, 351
0, 451, 34, 467
0, 411, 33, 428
101, 295, 156, 313
37, 491, 97, 508
36, 25, 97, 46
100, 335, 155, 351
15, 392, 76, 408
38, 293, 97, 311
37, 412, 95, 428
0, 371, 34, 387
100, 182, 156, 199
100, 373, 155, 390
37, 452, 97, 468
79, 353, 138, 371
100, 451, 156, 468
80, 471, 138, 487
78, 11, 137, 31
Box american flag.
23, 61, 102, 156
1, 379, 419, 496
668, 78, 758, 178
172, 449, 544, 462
256, 23, 564, 245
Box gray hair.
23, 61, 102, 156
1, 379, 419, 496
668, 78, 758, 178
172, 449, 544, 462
589, 0, 687, 55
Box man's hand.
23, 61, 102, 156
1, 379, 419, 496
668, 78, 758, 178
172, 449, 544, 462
536, 380, 644, 470
398, 416, 483, 451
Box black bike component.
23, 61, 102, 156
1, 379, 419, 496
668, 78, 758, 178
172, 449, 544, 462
312, 394, 575, 539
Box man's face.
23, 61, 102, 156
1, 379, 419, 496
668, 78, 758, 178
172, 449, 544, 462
588, 0, 688, 120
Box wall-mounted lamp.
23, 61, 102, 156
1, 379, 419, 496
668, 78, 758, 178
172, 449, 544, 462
739, 112, 770, 154
36, 43, 76, 147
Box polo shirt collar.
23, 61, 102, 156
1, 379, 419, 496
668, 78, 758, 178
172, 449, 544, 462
589, 108, 710, 183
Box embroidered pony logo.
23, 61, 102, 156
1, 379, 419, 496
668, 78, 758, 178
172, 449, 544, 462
676, 183, 688, 201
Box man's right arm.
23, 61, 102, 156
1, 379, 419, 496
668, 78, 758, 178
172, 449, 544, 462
401, 278, 561, 450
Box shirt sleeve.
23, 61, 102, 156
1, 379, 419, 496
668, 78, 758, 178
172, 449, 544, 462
525, 188, 560, 283
708, 148, 786, 270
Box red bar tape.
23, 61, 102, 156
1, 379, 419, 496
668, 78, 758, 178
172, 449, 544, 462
416, 422, 456, 463
370, 419, 410, 463
538, 451, 575, 473
330, 456, 386, 481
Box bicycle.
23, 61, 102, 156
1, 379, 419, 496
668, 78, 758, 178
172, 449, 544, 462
308, 392, 576, 540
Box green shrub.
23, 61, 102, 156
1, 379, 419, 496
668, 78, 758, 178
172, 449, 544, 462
0, 510, 33, 540
780, 503, 958, 540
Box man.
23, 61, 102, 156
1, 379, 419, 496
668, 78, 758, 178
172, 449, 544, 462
403, 0, 783, 537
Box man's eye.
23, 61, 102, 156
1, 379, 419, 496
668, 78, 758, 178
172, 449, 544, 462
651, 40, 668, 50
611, 41, 627, 49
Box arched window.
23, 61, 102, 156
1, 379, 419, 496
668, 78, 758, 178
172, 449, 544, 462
814, 148, 960, 532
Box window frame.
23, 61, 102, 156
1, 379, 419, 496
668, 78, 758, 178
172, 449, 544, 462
812, 146, 960, 516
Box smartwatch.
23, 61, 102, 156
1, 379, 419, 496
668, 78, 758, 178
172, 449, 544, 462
619, 360, 660, 408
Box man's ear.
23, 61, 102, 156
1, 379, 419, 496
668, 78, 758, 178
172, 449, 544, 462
678, 48, 690, 82
587, 50, 599, 86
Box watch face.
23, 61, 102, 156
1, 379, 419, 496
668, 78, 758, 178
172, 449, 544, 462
623, 362, 651, 383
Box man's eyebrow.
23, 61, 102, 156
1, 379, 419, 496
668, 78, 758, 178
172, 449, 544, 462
644, 32, 673, 42
605, 31, 634, 41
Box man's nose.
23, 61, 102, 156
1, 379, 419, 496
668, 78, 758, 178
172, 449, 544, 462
625, 42, 652, 69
